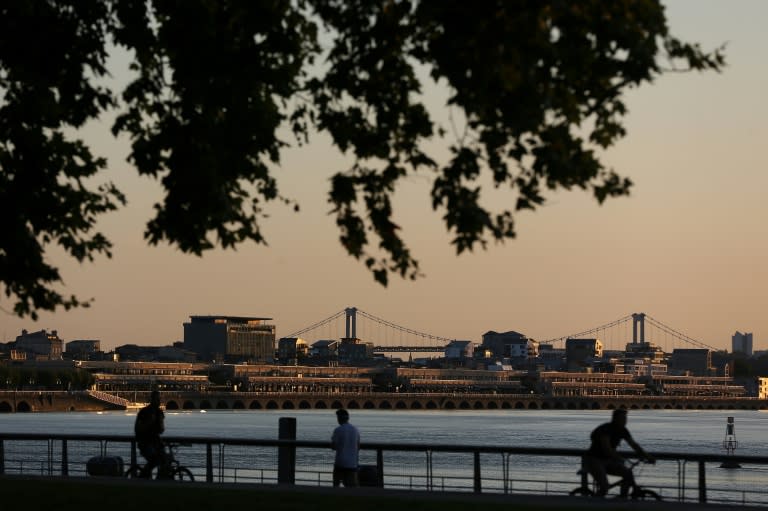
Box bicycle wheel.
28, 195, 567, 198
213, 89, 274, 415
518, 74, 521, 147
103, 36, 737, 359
569, 486, 595, 497
124, 465, 142, 478
632, 489, 662, 501
172, 467, 194, 481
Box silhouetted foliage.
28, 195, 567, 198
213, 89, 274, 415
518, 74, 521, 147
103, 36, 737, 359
0, 1, 725, 318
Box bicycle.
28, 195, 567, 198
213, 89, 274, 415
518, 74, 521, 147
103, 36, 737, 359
569, 458, 661, 501
125, 442, 194, 481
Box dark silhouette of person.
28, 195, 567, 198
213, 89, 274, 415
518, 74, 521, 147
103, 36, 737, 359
331, 408, 360, 487
134, 390, 167, 478
585, 409, 655, 497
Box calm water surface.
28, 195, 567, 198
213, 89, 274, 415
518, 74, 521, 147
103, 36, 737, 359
3, 408, 766, 454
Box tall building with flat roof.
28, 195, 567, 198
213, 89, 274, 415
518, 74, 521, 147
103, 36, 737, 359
732, 331, 753, 356
183, 315, 275, 363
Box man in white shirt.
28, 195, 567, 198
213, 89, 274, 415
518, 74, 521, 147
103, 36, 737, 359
331, 408, 360, 487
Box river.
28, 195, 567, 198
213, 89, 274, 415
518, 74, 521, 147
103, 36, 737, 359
2, 408, 767, 504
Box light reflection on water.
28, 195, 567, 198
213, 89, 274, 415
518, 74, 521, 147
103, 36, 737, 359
2, 408, 767, 452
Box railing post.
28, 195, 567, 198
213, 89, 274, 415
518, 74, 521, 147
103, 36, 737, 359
698, 460, 707, 503
206, 443, 213, 483
473, 451, 481, 493
130, 440, 137, 469
277, 417, 296, 485
61, 439, 68, 476
376, 448, 384, 488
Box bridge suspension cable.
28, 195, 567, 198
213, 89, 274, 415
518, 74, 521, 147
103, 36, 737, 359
540, 314, 634, 345
644, 314, 718, 351
355, 308, 454, 344
284, 309, 346, 339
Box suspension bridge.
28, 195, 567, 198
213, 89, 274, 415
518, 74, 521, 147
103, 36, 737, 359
283, 308, 719, 354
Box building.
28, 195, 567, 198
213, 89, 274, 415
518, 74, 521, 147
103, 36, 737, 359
758, 377, 768, 399
732, 331, 754, 356
395, 367, 525, 393
277, 337, 309, 364
65, 339, 102, 360
310, 339, 339, 361
481, 330, 533, 358
668, 349, 715, 376
338, 338, 374, 365
624, 341, 665, 362
620, 359, 668, 377
79, 361, 211, 391
445, 340, 474, 360
536, 344, 565, 371
538, 371, 644, 397
14, 329, 63, 360
183, 315, 276, 363
565, 338, 603, 371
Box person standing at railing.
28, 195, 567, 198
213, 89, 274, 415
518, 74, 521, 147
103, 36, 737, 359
134, 390, 168, 478
584, 409, 655, 498
331, 408, 360, 487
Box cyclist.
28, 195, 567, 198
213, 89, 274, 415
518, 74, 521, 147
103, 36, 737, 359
134, 390, 168, 478
584, 409, 655, 498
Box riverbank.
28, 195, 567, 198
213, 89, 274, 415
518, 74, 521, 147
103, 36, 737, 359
1, 389, 766, 413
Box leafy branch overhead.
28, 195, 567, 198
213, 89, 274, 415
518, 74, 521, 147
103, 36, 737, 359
0, 0, 725, 317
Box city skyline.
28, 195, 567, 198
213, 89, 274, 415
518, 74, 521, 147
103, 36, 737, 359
1, 0, 766, 352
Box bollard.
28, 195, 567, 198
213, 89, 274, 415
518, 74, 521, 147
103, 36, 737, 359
278, 417, 296, 484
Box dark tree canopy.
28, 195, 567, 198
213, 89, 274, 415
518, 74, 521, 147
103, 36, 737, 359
0, 0, 724, 318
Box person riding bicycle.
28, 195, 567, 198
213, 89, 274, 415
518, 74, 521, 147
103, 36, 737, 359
584, 409, 655, 498
134, 390, 168, 478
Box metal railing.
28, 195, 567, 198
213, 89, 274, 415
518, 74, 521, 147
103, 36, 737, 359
1, 432, 767, 506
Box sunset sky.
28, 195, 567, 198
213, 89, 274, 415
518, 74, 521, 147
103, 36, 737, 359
2, 0, 766, 353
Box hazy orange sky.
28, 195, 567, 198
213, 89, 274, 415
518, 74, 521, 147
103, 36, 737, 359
2, 0, 766, 352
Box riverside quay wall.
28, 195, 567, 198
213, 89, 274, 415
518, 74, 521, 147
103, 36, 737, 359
131, 391, 767, 412
1, 390, 766, 413
0, 390, 124, 413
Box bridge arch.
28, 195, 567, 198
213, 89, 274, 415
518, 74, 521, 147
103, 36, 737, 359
165, 400, 179, 410
200, 400, 212, 409
183, 400, 196, 409
0, 401, 11, 412
16, 401, 31, 412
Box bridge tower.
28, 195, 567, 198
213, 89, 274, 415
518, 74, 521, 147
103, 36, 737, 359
345, 307, 357, 339
632, 313, 646, 344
